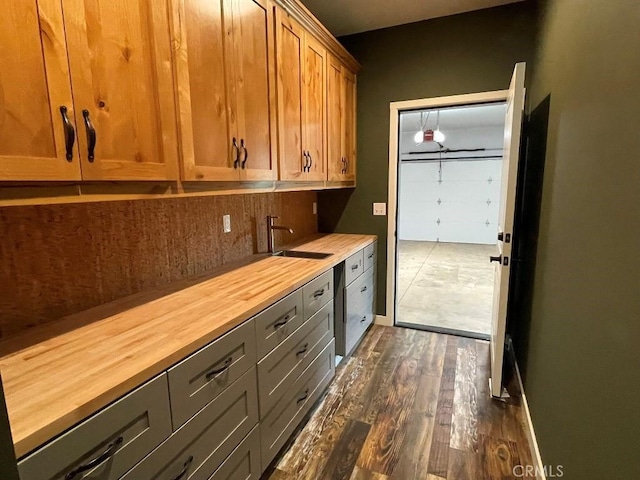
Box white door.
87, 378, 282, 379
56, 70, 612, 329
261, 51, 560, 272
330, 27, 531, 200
490, 62, 526, 398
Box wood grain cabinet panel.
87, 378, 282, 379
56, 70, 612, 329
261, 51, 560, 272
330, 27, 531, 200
0, 0, 81, 180
275, 7, 328, 182
174, 0, 277, 181
327, 54, 356, 183
62, 0, 179, 180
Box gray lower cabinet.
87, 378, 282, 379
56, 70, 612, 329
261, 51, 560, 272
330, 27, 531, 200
254, 290, 304, 360
120, 368, 258, 480
335, 242, 376, 356
302, 270, 333, 320
18, 374, 172, 480
257, 300, 334, 418
207, 425, 261, 480
167, 319, 256, 429
260, 339, 336, 470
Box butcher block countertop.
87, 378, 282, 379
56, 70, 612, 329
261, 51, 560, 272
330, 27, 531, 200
0, 233, 376, 458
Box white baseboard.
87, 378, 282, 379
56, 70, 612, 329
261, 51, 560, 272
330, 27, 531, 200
374, 314, 392, 326
514, 360, 546, 480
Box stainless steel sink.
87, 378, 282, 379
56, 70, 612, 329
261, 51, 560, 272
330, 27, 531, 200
273, 250, 333, 259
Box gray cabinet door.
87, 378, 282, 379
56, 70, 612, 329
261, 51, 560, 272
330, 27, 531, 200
257, 300, 334, 418
121, 368, 259, 480
207, 425, 261, 480
345, 267, 375, 356
168, 319, 256, 429
302, 270, 334, 320
18, 374, 172, 480
364, 242, 377, 272
254, 289, 304, 360
260, 340, 335, 471
344, 250, 364, 286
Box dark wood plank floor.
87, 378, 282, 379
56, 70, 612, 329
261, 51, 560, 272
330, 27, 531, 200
265, 326, 533, 480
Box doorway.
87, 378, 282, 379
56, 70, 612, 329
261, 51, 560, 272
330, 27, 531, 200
395, 102, 506, 338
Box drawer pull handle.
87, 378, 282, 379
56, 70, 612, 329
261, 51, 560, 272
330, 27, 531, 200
82, 110, 96, 162
240, 138, 248, 169
351, 264, 359, 271
170, 456, 194, 480
296, 343, 309, 356
296, 388, 310, 404
233, 137, 240, 169
65, 436, 123, 480
274, 315, 291, 329
206, 357, 232, 380
367, 253, 374, 259
59, 106, 75, 161
361, 316, 367, 323
313, 288, 325, 298
361, 286, 367, 293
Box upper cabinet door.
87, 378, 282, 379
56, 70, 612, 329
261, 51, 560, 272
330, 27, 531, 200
275, 9, 304, 181
233, 0, 277, 181
0, 0, 81, 180
173, 0, 237, 181
327, 55, 343, 182
342, 68, 356, 182
62, 0, 179, 180
302, 35, 326, 182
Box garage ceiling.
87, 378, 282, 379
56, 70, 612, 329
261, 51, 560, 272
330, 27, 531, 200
300, 0, 525, 37
400, 103, 507, 133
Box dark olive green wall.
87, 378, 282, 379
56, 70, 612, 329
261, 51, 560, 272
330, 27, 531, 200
517, 1, 640, 478
318, 2, 538, 315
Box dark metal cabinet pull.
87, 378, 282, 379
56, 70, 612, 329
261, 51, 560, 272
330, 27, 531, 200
313, 288, 325, 298
361, 286, 367, 293
82, 110, 96, 162
296, 343, 309, 356
351, 264, 359, 271
489, 255, 502, 264
65, 436, 123, 479
308, 152, 313, 170
296, 388, 310, 404
169, 456, 194, 480
59, 106, 75, 161
205, 357, 232, 380
361, 316, 367, 323
240, 138, 248, 169
303, 151, 309, 172
367, 253, 374, 259
232, 138, 240, 169
274, 314, 291, 329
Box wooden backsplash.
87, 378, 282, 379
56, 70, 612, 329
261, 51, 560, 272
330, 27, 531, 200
0, 191, 317, 339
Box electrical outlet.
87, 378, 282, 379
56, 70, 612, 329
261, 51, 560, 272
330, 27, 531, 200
223, 214, 231, 233
313, 202, 317, 215
373, 203, 387, 216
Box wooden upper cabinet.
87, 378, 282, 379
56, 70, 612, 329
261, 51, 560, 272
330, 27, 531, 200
275, 9, 305, 181
232, 0, 277, 181
327, 54, 356, 183
62, 0, 179, 181
0, 0, 81, 181
275, 6, 327, 182
302, 35, 327, 181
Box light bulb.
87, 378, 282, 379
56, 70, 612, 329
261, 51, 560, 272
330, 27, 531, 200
433, 129, 445, 142
414, 131, 424, 143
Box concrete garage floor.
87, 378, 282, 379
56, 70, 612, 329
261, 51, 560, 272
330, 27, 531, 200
396, 240, 495, 335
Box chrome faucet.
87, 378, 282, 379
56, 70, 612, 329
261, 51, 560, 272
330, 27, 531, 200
267, 215, 294, 254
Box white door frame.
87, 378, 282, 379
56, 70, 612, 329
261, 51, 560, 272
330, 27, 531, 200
385, 90, 509, 327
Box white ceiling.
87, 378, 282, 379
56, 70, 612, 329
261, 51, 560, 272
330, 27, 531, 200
400, 103, 506, 133
301, 0, 525, 36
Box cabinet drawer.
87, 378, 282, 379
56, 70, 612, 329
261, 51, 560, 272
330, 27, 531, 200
302, 270, 333, 320
258, 300, 334, 418
254, 289, 304, 359
18, 374, 172, 480
208, 425, 261, 480
168, 319, 256, 429
260, 339, 335, 470
364, 242, 377, 272
121, 368, 258, 480
345, 250, 364, 285
345, 268, 375, 356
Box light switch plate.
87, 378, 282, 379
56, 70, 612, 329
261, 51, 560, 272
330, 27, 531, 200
373, 203, 387, 216
223, 214, 231, 233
